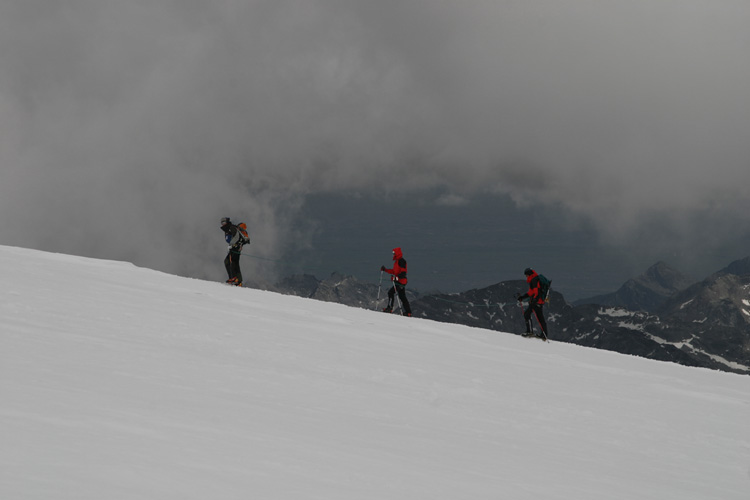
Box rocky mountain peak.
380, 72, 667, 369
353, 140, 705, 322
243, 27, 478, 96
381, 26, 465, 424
716, 256, 750, 277
574, 261, 694, 312
637, 261, 694, 294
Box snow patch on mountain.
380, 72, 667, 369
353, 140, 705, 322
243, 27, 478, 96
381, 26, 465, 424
598, 307, 634, 317
618, 321, 645, 332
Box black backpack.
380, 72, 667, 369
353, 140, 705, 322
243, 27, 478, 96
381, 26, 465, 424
537, 274, 552, 303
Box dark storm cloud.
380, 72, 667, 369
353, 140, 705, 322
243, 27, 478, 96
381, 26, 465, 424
1, 0, 749, 280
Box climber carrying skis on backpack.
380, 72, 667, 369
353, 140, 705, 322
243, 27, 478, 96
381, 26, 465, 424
220, 217, 249, 286
517, 267, 550, 340
381, 247, 412, 317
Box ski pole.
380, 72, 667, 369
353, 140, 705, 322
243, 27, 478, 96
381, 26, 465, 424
528, 304, 535, 336
375, 271, 384, 310
516, 295, 533, 336
532, 307, 548, 341
393, 281, 403, 315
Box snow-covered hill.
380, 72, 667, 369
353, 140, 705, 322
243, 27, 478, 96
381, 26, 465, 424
1, 245, 749, 499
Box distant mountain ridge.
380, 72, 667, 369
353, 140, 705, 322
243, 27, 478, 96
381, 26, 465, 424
715, 256, 750, 277
573, 261, 695, 312
266, 257, 750, 374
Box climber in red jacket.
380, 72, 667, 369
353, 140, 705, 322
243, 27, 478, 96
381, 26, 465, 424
381, 247, 412, 317
517, 267, 548, 340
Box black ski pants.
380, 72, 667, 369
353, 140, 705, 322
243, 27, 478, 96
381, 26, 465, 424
388, 283, 412, 315
224, 248, 243, 283
524, 302, 548, 336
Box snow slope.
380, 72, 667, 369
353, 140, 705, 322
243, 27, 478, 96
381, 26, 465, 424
1, 245, 749, 499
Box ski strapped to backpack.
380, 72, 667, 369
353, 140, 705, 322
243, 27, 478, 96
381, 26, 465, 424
537, 274, 551, 303
237, 223, 251, 245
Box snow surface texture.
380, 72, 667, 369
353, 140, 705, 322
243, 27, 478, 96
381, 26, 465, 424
1, 245, 749, 499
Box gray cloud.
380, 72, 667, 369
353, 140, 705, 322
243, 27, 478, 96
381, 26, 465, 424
1, 0, 749, 282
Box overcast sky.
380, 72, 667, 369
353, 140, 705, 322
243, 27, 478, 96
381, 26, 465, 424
1, 1, 749, 295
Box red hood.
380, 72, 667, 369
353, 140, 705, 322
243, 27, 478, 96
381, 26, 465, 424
392, 247, 403, 261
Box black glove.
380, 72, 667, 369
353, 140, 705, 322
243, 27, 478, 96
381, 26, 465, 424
381, 266, 386, 271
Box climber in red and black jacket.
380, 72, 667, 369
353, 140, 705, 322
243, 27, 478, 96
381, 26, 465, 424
381, 247, 412, 317
517, 267, 548, 340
